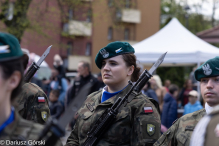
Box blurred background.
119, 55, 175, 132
1, 0, 219, 137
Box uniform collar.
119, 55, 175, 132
98, 84, 132, 106
205, 102, 214, 114
0, 110, 21, 137
0, 107, 14, 133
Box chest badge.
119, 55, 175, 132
147, 124, 155, 136
41, 111, 48, 122
86, 103, 94, 112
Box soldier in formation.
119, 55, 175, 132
65, 41, 161, 146
0, 32, 62, 146
154, 56, 219, 146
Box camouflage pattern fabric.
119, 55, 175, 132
154, 108, 206, 146
13, 82, 50, 124
0, 111, 62, 146
65, 84, 161, 146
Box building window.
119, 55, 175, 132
63, 23, 69, 32
86, 9, 92, 22
124, 28, 129, 40
85, 43, 91, 56
116, 9, 122, 20
125, 0, 130, 8
6, 2, 14, 20
108, 27, 113, 40
67, 42, 73, 56
68, 8, 73, 20
108, 0, 113, 7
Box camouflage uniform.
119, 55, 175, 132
154, 108, 206, 146
13, 82, 50, 124
190, 106, 219, 146
0, 111, 62, 146
65, 85, 161, 146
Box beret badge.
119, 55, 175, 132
100, 49, 109, 58
202, 64, 212, 76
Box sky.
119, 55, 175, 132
176, 0, 219, 19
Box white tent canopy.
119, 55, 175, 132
134, 18, 219, 67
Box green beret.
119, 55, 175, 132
195, 56, 219, 81
0, 32, 23, 62
95, 41, 135, 69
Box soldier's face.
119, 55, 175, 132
200, 76, 219, 107
101, 55, 133, 90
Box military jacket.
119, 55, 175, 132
0, 111, 62, 146
154, 108, 206, 146
65, 85, 161, 146
13, 82, 50, 124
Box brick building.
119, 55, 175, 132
1, 0, 160, 74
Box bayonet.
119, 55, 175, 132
24, 45, 52, 83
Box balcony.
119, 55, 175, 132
116, 9, 141, 24
63, 20, 92, 37
68, 55, 91, 70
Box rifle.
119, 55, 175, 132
37, 82, 93, 145
24, 45, 52, 83
82, 52, 167, 146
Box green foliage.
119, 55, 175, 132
156, 67, 184, 87
159, 0, 212, 87
161, 0, 212, 34
0, 0, 32, 42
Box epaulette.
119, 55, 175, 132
172, 118, 178, 125
192, 108, 206, 116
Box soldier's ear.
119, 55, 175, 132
7, 71, 21, 91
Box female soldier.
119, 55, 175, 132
0, 32, 62, 145
65, 41, 161, 146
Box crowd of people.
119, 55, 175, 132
1, 32, 219, 146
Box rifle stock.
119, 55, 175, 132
24, 62, 40, 83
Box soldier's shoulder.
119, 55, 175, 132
133, 92, 155, 105
22, 82, 47, 96
179, 108, 206, 122
87, 90, 102, 98
15, 117, 44, 139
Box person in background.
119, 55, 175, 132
66, 61, 100, 129
66, 61, 100, 106
53, 54, 65, 78
150, 75, 167, 112
189, 66, 198, 89
164, 79, 171, 92
50, 68, 68, 105
142, 81, 159, 103
178, 79, 194, 107
49, 89, 64, 119
183, 90, 203, 115
97, 72, 105, 90
161, 84, 178, 128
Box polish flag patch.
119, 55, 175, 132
144, 107, 153, 113
38, 97, 45, 102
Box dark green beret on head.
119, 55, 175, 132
95, 41, 135, 69
0, 32, 23, 62
195, 56, 219, 81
